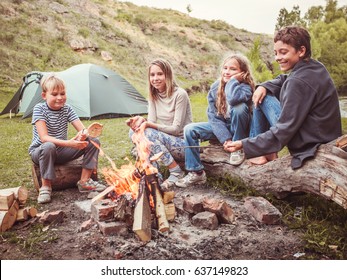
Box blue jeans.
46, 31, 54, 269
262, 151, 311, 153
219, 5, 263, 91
184, 103, 250, 171
250, 95, 281, 137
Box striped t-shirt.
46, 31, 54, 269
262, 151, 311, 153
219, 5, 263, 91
28, 102, 79, 154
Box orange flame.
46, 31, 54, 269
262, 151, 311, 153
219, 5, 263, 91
94, 127, 158, 201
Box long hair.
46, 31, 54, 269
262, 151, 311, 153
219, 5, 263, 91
148, 58, 178, 101
40, 73, 66, 93
216, 53, 255, 117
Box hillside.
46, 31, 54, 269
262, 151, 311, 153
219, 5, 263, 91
0, 0, 273, 104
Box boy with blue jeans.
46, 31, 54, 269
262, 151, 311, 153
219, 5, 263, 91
225, 26, 342, 169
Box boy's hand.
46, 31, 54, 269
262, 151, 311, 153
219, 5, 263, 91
75, 128, 89, 141
252, 86, 267, 108
68, 139, 89, 149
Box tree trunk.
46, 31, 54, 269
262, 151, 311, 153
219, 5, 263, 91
200, 135, 347, 209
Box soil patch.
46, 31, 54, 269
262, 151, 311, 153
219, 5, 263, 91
0, 185, 304, 260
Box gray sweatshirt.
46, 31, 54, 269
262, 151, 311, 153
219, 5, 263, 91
242, 59, 342, 169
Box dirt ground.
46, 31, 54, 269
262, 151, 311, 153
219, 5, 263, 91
0, 183, 304, 260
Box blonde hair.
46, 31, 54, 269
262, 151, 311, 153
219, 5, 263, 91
40, 73, 66, 93
148, 58, 178, 101
216, 53, 255, 117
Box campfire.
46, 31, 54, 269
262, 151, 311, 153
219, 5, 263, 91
90, 125, 175, 242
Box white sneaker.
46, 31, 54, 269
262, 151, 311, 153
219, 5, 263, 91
175, 171, 207, 188
160, 170, 185, 190
229, 150, 245, 166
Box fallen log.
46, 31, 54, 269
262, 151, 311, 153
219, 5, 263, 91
200, 135, 347, 209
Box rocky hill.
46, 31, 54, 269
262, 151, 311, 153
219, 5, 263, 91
0, 0, 273, 99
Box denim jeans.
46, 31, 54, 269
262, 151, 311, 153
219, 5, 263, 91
184, 103, 250, 171
129, 128, 185, 167
250, 95, 281, 137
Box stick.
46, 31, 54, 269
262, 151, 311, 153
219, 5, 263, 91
171, 145, 222, 150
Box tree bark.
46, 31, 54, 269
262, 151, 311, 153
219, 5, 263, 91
200, 135, 347, 209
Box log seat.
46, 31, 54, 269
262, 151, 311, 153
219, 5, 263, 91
31, 157, 98, 191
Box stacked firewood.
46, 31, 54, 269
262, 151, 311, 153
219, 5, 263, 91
0, 186, 37, 232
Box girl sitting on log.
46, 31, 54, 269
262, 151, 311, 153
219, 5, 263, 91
176, 53, 255, 188
224, 26, 342, 169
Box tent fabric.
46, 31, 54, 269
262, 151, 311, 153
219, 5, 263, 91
0, 64, 148, 119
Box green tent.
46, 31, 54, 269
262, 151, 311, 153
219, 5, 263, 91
0, 63, 148, 119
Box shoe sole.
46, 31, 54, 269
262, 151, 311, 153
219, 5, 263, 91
175, 179, 206, 188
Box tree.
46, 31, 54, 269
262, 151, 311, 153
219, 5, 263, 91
310, 18, 347, 93
247, 38, 273, 83
275, 5, 306, 31
304, 5, 324, 26
186, 4, 192, 16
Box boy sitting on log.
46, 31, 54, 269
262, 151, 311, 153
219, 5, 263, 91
224, 26, 342, 169
29, 74, 106, 204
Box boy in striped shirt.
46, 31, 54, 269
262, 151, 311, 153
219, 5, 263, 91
29, 74, 106, 204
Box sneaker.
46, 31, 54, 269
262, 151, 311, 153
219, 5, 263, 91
160, 170, 185, 190
175, 171, 207, 188
37, 186, 52, 204
229, 149, 245, 166
77, 178, 107, 193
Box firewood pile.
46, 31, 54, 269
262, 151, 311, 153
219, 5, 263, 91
0, 186, 37, 232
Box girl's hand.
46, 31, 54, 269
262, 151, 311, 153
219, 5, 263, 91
136, 120, 148, 132
232, 72, 246, 83
252, 86, 267, 108
126, 116, 146, 131
223, 140, 242, 153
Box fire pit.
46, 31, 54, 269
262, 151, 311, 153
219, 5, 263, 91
90, 125, 176, 241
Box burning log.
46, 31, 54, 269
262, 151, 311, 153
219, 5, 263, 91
132, 176, 152, 241
146, 173, 169, 233
114, 193, 134, 227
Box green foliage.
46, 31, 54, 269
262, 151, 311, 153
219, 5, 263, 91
274, 0, 347, 94
209, 174, 261, 198
247, 38, 274, 83
310, 19, 347, 93
275, 5, 307, 31
78, 28, 90, 38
